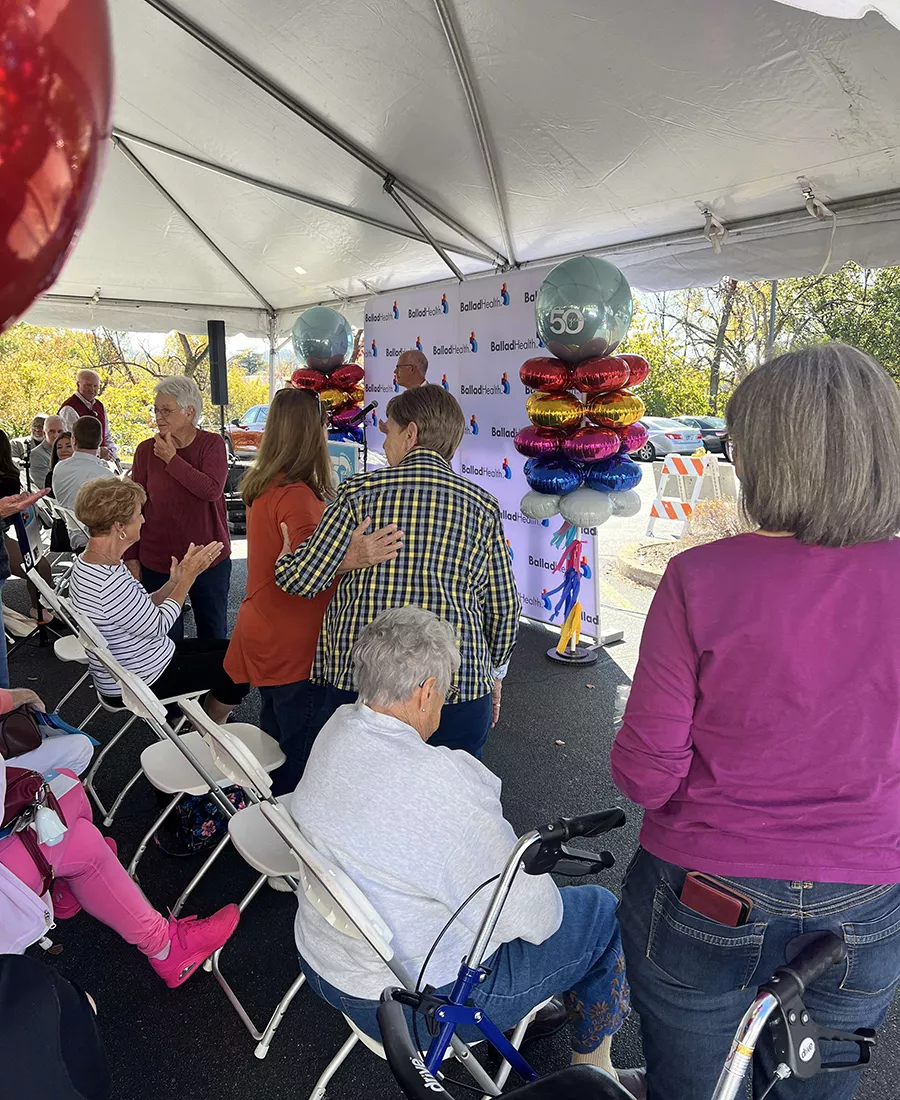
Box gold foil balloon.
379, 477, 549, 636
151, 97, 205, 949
319, 387, 352, 412
347, 382, 365, 405
526, 391, 584, 430
585, 389, 644, 429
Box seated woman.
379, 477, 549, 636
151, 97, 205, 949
291, 607, 643, 1096
2, 685, 92, 778
69, 478, 247, 722
0, 428, 55, 622
45, 431, 75, 491
613, 343, 900, 1100
0, 745, 238, 985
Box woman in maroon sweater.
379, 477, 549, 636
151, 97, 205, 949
125, 377, 231, 640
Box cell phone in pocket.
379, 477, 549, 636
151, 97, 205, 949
680, 872, 754, 927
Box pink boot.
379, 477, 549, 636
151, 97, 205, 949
52, 837, 118, 920
149, 905, 240, 988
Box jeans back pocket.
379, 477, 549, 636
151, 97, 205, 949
841, 887, 900, 996
647, 879, 766, 994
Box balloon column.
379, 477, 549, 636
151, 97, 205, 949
289, 306, 366, 442
514, 256, 651, 659
0, 0, 114, 332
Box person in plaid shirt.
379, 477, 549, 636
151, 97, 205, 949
275, 385, 520, 758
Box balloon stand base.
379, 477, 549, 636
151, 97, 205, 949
546, 645, 599, 665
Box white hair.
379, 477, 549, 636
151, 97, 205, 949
154, 376, 203, 427
352, 607, 461, 706
77, 369, 100, 383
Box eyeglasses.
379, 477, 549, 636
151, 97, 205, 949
153, 406, 179, 419
419, 678, 459, 705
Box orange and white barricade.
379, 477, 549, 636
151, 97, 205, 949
646, 453, 723, 538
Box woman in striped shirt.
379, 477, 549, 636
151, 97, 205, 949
70, 478, 247, 720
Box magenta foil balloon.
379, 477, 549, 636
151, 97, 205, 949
617, 422, 649, 453
514, 426, 565, 458
562, 427, 620, 463
331, 405, 362, 430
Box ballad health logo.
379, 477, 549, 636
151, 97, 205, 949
441, 293, 449, 314
392, 300, 399, 319
409, 293, 451, 319
468, 414, 479, 436
460, 286, 510, 312
441, 374, 450, 391
461, 457, 512, 481
506, 538, 514, 560
432, 330, 477, 356
364, 306, 398, 323
470, 331, 478, 352
502, 508, 550, 529
501, 372, 510, 394
369, 339, 378, 357
415, 336, 423, 352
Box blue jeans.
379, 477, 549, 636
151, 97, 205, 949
313, 684, 493, 759
300, 884, 629, 1052
141, 558, 231, 641
618, 848, 900, 1100
259, 680, 325, 795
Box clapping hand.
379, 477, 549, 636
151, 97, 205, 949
0, 489, 50, 519
153, 432, 177, 464
178, 541, 223, 581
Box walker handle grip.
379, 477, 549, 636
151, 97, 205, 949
538, 809, 626, 842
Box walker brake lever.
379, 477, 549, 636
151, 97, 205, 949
523, 839, 615, 877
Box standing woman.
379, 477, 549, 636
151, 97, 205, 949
225, 388, 399, 792
612, 344, 900, 1100
126, 377, 231, 641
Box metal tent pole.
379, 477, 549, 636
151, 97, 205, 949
384, 178, 465, 282
767, 280, 778, 357
141, 0, 508, 267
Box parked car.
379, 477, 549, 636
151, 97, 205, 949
674, 415, 730, 458
224, 403, 268, 458
634, 417, 702, 462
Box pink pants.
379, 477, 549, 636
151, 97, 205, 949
0, 772, 169, 956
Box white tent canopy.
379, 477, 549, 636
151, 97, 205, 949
23, 0, 900, 340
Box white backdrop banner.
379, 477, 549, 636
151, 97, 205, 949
364, 267, 608, 632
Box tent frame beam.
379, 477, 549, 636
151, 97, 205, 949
384, 177, 465, 282
111, 128, 496, 265
432, 0, 515, 266
113, 138, 276, 316
141, 0, 508, 268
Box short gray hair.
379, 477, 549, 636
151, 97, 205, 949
77, 369, 100, 383
726, 343, 900, 547
352, 607, 461, 706
155, 376, 203, 426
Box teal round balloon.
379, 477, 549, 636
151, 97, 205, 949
535, 256, 633, 364
292, 306, 352, 371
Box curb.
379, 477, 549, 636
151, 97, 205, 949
616, 542, 668, 590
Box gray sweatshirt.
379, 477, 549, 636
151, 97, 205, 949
291, 704, 562, 999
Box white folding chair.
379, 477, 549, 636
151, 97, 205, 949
259, 803, 537, 1100
24, 567, 95, 724
176, 696, 303, 1059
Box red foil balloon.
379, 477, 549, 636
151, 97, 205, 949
571, 356, 630, 395
0, 0, 113, 332
618, 421, 649, 453
291, 368, 328, 391
514, 426, 566, 458
562, 427, 621, 463
617, 354, 650, 387
330, 362, 365, 390
519, 357, 573, 393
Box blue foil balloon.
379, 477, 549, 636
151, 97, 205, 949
292, 306, 352, 371
585, 454, 642, 493
525, 456, 584, 496
329, 427, 364, 444
535, 256, 633, 364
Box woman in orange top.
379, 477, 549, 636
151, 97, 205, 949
225, 388, 401, 792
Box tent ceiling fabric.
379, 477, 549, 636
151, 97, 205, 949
24, 0, 900, 337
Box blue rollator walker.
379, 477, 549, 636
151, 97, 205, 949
377, 809, 877, 1100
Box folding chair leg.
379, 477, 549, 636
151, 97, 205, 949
84, 714, 138, 817
308, 1032, 359, 1100
128, 793, 181, 879
102, 766, 145, 827
254, 971, 307, 1059
54, 670, 89, 716
77, 701, 102, 734
172, 832, 233, 918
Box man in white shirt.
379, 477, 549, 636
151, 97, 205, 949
26, 415, 64, 491
52, 417, 115, 549
393, 349, 429, 390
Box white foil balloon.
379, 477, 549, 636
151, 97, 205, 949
609, 489, 642, 518
559, 488, 612, 528
520, 490, 561, 520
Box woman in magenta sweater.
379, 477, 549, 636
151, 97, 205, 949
125, 376, 231, 641
612, 344, 900, 1100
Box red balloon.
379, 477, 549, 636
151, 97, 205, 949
0, 0, 113, 332
617, 354, 650, 387
291, 368, 328, 391
572, 356, 630, 395
330, 362, 365, 390
617, 421, 649, 453
562, 427, 621, 463
519, 357, 572, 393
513, 425, 566, 458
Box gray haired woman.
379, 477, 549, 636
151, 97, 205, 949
125, 376, 232, 640
613, 343, 900, 1100
291, 607, 643, 1095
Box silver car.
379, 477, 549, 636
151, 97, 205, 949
634, 417, 702, 462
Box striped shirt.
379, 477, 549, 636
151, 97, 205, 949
69, 558, 180, 696
274, 449, 520, 701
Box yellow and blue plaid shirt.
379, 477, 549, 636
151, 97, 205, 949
274, 449, 520, 700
